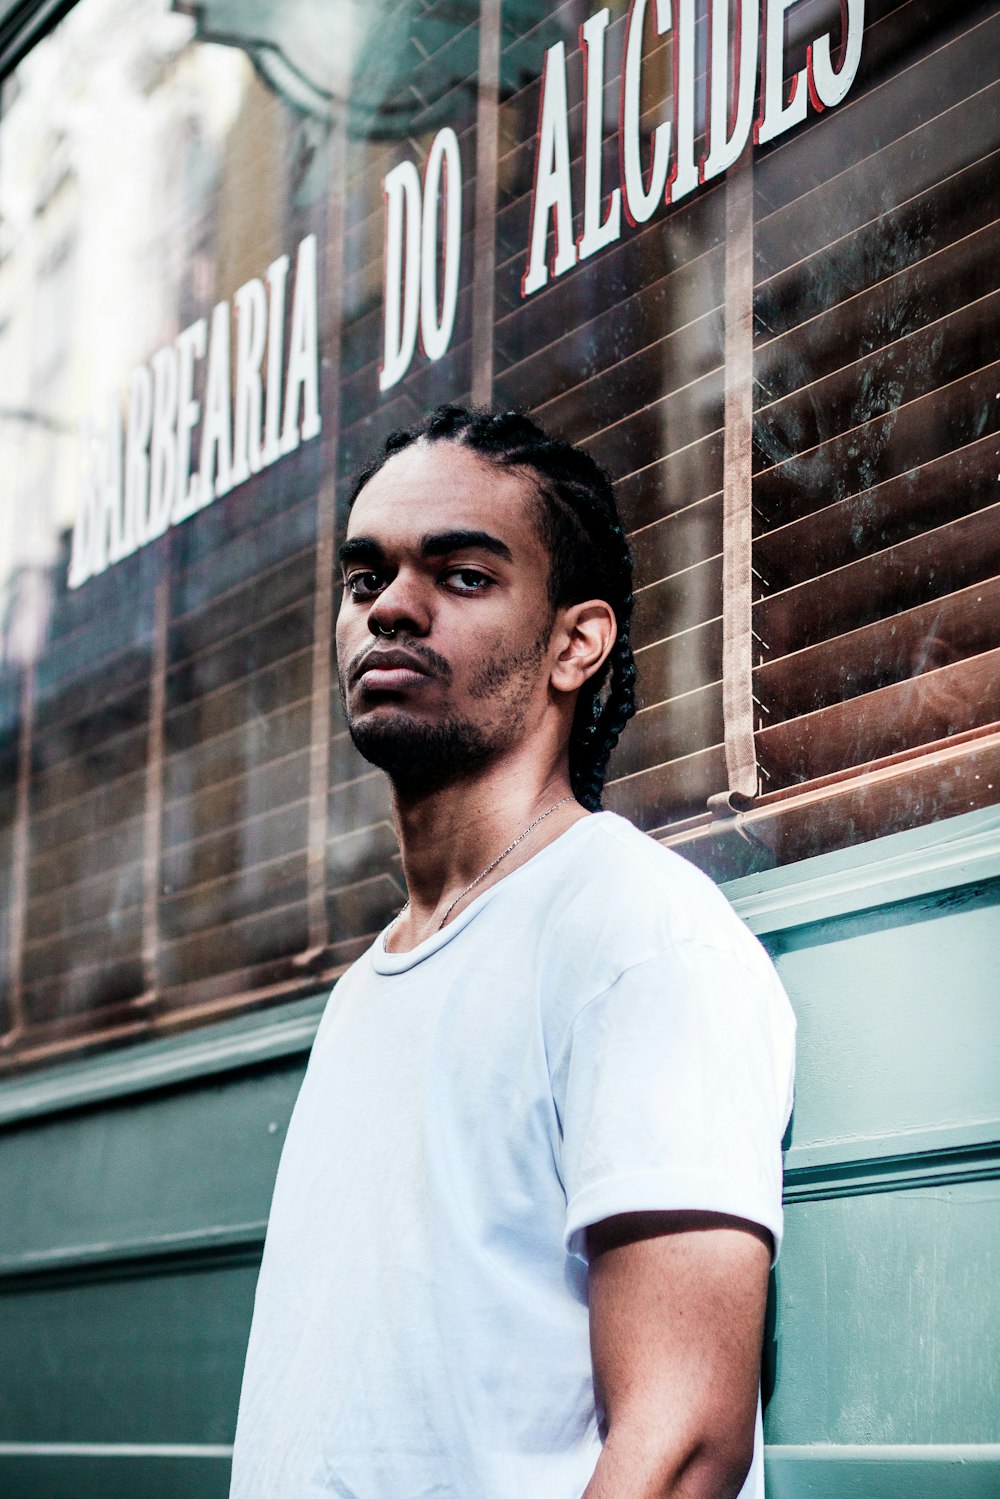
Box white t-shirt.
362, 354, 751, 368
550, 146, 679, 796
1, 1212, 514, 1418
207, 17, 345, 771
230, 811, 795, 1499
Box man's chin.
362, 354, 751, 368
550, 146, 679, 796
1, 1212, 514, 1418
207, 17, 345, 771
347, 708, 494, 793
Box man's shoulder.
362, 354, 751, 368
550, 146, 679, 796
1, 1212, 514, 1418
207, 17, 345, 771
540, 812, 762, 976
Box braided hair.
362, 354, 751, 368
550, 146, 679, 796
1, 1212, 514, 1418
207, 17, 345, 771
349, 405, 636, 810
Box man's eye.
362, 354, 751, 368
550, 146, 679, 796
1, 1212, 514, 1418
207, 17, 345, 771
346, 571, 384, 598
447, 568, 492, 593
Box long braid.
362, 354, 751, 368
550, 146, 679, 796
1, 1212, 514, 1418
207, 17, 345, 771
349, 406, 637, 810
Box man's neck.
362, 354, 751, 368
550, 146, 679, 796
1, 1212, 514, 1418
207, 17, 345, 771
387, 762, 587, 950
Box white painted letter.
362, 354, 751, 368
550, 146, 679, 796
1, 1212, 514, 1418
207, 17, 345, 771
68, 421, 98, 589
173, 318, 207, 524
125, 364, 152, 545
380, 160, 422, 390
280, 234, 322, 454
94, 396, 130, 570
578, 10, 622, 261
702, 0, 759, 182
420, 129, 462, 362
148, 344, 178, 539
668, 0, 698, 202
232, 277, 266, 485
756, 0, 808, 144
262, 254, 289, 466
808, 0, 864, 109
521, 40, 577, 297
621, 0, 672, 225
200, 300, 233, 501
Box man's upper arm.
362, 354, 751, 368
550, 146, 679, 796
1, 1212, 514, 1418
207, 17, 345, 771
583, 1210, 771, 1499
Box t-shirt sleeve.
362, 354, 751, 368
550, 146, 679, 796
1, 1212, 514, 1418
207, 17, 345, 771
551, 937, 795, 1264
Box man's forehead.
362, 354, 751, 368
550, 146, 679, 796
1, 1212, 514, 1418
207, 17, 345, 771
347, 440, 540, 545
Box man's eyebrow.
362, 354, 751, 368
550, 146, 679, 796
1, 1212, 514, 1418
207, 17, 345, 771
338, 536, 386, 567
420, 529, 514, 562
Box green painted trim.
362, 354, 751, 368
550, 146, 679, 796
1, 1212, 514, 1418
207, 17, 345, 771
0, 1444, 233, 1458
766, 1446, 1000, 1462
0, 993, 328, 1128
784, 1134, 1000, 1202
724, 805, 1000, 934
0, 1447, 232, 1499
764, 1445, 1000, 1499
0, 1221, 267, 1284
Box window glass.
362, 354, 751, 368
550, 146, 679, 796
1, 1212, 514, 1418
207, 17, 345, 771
0, 0, 998, 1068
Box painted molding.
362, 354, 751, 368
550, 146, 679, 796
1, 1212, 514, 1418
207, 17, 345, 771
0, 1443, 233, 1458
0, 1220, 268, 1285
784, 1126, 1000, 1202
724, 805, 1000, 935
0, 993, 327, 1128
764, 1444, 1000, 1499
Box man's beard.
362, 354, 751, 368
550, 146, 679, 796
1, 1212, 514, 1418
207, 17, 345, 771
341, 630, 550, 795
347, 710, 498, 794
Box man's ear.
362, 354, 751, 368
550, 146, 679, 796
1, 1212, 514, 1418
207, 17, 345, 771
549, 600, 617, 696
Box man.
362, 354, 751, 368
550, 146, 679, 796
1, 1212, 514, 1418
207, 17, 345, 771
230, 407, 795, 1499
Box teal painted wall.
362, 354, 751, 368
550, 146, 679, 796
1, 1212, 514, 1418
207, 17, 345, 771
1, 809, 998, 1497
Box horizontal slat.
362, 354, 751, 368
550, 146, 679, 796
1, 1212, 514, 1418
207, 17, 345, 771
757, 573, 1000, 721
26, 817, 144, 903
161, 800, 309, 893
635, 621, 724, 707
158, 898, 310, 989
756, 500, 1000, 656
754, 27, 1000, 276
22, 958, 145, 1027
757, 647, 1000, 784
585, 367, 724, 490
165, 599, 313, 711
162, 701, 311, 804
168, 550, 314, 666
753, 357, 1000, 526
614, 433, 724, 535
26, 863, 144, 944
610, 683, 722, 781
753, 430, 1000, 591
604, 744, 727, 829
672, 732, 1000, 878
160, 750, 311, 852
756, 143, 1000, 340
632, 556, 722, 651
160, 853, 307, 942
537, 308, 725, 453
164, 651, 312, 757
756, 216, 999, 405
494, 245, 723, 412
755, 287, 1000, 471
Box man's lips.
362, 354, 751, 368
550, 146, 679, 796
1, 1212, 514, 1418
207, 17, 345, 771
352, 647, 436, 692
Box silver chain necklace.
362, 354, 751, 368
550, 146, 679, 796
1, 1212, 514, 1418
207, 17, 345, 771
390, 795, 574, 939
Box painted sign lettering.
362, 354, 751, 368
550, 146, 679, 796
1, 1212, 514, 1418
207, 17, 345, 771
68, 233, 322, 589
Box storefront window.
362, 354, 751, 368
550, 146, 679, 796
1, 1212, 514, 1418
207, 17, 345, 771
1, 0, 998, 1068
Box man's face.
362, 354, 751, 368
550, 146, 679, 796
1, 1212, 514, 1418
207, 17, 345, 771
335, 440, 558, 791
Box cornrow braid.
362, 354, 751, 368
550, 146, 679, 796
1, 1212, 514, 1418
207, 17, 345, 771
349, 405, 637, 810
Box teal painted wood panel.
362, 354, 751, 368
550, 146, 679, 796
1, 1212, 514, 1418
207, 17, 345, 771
0, 1448, 231, 1499
766, 1183, 1000, 1446
768, 886, 1000, 1157
0, 1258, 259, 1445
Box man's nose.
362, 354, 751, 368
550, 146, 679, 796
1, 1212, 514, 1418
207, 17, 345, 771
366, 569, 432, 638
